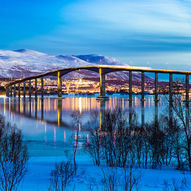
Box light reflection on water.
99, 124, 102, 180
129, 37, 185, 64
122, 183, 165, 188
0, 95, 168, 156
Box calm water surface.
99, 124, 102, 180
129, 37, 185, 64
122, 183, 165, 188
0, 95, 168, 157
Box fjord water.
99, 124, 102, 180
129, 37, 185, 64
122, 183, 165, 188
0, 95, 167, 157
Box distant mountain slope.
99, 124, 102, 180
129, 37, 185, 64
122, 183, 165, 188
75, 54, 123, 66
0, 49, 152, 82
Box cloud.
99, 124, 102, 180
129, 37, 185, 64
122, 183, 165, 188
3, 0, 191, 70
62, 0, 191, 36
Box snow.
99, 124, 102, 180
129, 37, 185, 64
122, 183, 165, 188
0, 49, 154, 82
0, 49, 125, 78
0, 49, 152, 82
19, 155, 191, 191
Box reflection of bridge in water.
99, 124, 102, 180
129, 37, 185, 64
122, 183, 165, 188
3, 96, 170, 130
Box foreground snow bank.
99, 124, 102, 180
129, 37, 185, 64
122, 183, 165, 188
19, 155, 191, 191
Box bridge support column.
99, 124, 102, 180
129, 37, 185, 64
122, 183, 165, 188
29, 97, 32, 117
57, 71, 62, 98
14, 84, 16, 97
169, 73, 173, 103
41, 78, 44, 98
155, 72, 159, 102
35, 98, 37, 119
29, 80, 31, 101
10, 86, 12, 97
23, 96, 26, 114
34, 79, 38, 119
6, 88, 10, 97
23, 82, 26, 99
129, 71, 132, 102
35, 78, 37, 100
186, 74, 189, 106
141, 72, 145, 102
97, 68, 108, 100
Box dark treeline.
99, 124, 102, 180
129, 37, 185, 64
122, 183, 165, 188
86, 95, 191, 172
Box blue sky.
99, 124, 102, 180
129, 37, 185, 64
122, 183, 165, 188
1, 0, 191, 70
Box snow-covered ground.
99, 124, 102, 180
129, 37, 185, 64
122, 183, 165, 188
20, 154, 191, 191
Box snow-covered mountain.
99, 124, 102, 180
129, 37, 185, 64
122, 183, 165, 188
0, 49, 152, 81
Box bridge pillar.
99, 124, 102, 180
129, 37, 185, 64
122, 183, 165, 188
97, 68, 108, 99
186, 74, 189, 106
35, 78, 37, 100
6, 88, 10, 97
29, 80, 31, 101
18, 83, 21, 98
41, 78, 44, 98
169, 73, 173, 103
23, 82, 26, 99
57, 71, 62, 98
155, 72, 159, 102
141, 72, 145, 102
14, 84, 16, 97
129, 71, 132, 102
23, 95, 26, 114
10, 86, 12, 97
29, 97, 32, 117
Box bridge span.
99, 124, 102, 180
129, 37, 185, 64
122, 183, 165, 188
4, 65, 191, 103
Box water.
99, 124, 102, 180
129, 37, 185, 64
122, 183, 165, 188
0, 95, 168, 156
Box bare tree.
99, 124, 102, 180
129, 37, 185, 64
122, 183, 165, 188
101, 168, 119, 191
101, 164, 141, 191
48, 161, 75, 191
170, 94, 191, 171
87, 128, 102, 166
0, 115, 28, 191
121, 165, 141, 191
71, 111, 81, 174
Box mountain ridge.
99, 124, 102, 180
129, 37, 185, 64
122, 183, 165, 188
0, 49, 152, 82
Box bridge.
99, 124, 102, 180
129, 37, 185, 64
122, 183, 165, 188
4, 65, 191, 103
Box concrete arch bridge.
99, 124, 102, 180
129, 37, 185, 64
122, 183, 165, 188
4, 65, 191, 103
